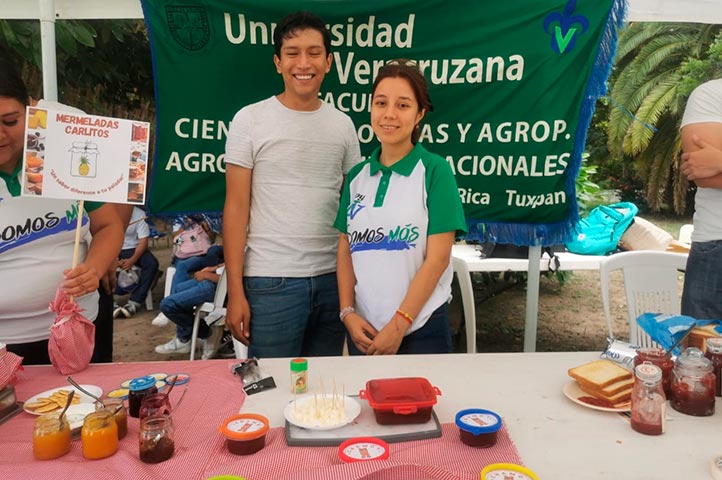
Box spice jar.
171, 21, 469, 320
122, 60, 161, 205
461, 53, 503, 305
139, 393, 171, 421
634, 347, 673, 396
139, 415, 175, 464
704, 338, 722, 397
96, 398, 128, 440
128, 375, 158, 418
290, 358, 308, 394
670, 347, 715, 416
33, 413, 71, 460
81, 411, 119, 459
630, 363, 666, 435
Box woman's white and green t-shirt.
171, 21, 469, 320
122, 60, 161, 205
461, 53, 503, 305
334, 143, 467, 334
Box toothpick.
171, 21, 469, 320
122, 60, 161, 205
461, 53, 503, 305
343, 384, 346, 408
320, 376, 326, 402
333, 378, 337, 410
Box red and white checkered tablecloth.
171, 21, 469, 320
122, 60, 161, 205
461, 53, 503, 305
0, 359, 245, 480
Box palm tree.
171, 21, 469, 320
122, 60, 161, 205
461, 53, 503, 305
606, 22, 721, 213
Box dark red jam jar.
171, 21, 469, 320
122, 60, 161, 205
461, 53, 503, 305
455, 408, 502, 448
128, 376, 158, 418
634, 347, 673, 396
670, 347, 715, 416
219, 414, 269, 455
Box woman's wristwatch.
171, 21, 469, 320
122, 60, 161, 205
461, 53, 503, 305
339, 306, 355, 321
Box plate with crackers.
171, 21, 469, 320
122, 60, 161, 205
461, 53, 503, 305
23, 385, 102, 415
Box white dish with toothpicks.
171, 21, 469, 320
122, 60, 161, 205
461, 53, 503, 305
284, 393, 361, 431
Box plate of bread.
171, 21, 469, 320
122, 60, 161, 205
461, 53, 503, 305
565, 359, 632, 412
23, 385, 102, 415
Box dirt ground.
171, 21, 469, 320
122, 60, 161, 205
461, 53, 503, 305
113, 243, 642, 362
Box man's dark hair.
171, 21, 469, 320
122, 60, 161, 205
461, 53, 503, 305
273, 11, 331, 58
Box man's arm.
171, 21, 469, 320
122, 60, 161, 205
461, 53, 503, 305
681, 122, 722, 188
223, 164, 253, 344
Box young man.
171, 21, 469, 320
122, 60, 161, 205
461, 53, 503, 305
223, 11, 361, 358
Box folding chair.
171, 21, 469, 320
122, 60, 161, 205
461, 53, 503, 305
599, 251, 688, 348
188, 270, 249, 360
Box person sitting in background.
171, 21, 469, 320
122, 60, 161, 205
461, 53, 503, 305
114, 206, 160, 318
154, 262, 225, 359
151, 215, 222, 327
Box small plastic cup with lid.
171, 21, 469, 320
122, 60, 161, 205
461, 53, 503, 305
338, 437, 390, 463
219, 413, 269, 455
480, 463, 539, 480
455, 408, 502, 448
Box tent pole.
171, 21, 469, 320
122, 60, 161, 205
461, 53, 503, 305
523, 245, 542, 352
39, 0, 58, 101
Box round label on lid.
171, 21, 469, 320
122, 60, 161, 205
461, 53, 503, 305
149, 372, 168, 381
227, 418, 265, 434
481, 463, 538, 480
460, 412, 499, 428
155, 381, 166, 390
166, 373, 190, 385
338, 437, 390, 463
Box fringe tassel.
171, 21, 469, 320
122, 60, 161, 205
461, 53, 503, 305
466, 0, 627, 247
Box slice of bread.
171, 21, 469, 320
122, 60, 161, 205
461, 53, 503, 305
568, 360, 632, 389
576, 376, 634, 396
577, 382, 632, 404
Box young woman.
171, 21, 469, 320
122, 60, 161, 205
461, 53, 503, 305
334, 59, 467, 355
0, 56, 123, 364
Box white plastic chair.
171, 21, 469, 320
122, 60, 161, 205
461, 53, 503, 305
678, 224, 694, 244
599, 251, 687, 348
188, 270, 249, 360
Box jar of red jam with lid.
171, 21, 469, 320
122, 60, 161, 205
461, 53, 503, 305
634, 347, 673, 396
455, 408, 502, 448
704, 338, 722, 397
630, 363, 665, 435
128, 376, 158, 418
670, 347, 715, 416
219, 414, 269, 455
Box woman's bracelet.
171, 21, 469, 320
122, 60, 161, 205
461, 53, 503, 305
339, 306, 355, 321
395, 309, 414, 325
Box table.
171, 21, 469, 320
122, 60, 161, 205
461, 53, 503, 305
4, 354, 719, 479
451, 244, 605, 353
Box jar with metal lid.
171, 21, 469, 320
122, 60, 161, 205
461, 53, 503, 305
139, 415, 175, 463
81, 411, 118, 459
704, 338, 722, 397
630, 363, 665, 435
33, 413, 71, 460
96, 398, 128, 439
128, 375, 158, 418
670, 347, 715, 416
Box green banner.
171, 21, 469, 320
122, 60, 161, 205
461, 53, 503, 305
142, 0, 624, 245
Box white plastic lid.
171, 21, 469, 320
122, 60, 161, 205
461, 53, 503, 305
635, 362, 662, 383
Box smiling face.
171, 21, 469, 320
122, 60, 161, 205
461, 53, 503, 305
371, 77, 425, 153
274, 28, 332, 110
0, 96, 26, 175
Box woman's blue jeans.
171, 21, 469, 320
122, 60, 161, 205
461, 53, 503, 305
160, 278, 217, 341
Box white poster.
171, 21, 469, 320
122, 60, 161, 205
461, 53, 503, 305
21, 107, 151, 205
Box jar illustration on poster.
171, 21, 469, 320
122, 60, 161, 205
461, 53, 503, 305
69, 141, 99, 178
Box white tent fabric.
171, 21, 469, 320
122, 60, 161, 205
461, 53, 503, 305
2, 0, 722, 22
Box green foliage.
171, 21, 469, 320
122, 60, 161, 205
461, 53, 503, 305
606, 22, 722, 213
575, 154, 606, 215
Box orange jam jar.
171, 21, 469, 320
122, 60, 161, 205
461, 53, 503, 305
81, 411, 119, 459
96, 398, 128, 440
33, 413, 71, 460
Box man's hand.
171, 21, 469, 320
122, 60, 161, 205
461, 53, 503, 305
681, 135, 722, 180
343, 313, 377, 354
226, 295, 252, 345
118, 258, 133, 271
100, 258, 119, 294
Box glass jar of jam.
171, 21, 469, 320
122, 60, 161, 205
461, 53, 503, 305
630, 363, 666, 435
128, 375, 158, 418
81, 411, 119, 459
96, 398, 128, 439
139, 415, 175, 464
704, 337, 722, 397
33, 412, 71, 460
670, 347, 715, 416
634, 347, 673, 396
139, 393, 171, 421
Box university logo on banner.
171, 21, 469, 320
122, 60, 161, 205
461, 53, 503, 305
165, 4, 211, 51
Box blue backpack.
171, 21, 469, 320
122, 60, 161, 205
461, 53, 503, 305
566, 202, 638, 255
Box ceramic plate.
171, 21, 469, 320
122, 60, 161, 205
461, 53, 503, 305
23, 385, 103, 415
284, 394, 361, 430
563, 381, 631, 413
65, 403, 96, 433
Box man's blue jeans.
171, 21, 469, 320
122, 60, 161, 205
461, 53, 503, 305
118, 248, 159, 304
244, 272, 345, 358
160, 278, 217, 341
347, 302, 452, 355
682, 240, 722, 320
171, 245, 223, 294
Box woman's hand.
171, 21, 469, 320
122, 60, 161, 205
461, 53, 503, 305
367, 316, 407, 355
62, 263, 101, 297
343, 313, 377, 354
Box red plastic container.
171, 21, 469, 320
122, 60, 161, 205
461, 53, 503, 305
359, 377, 441, 424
